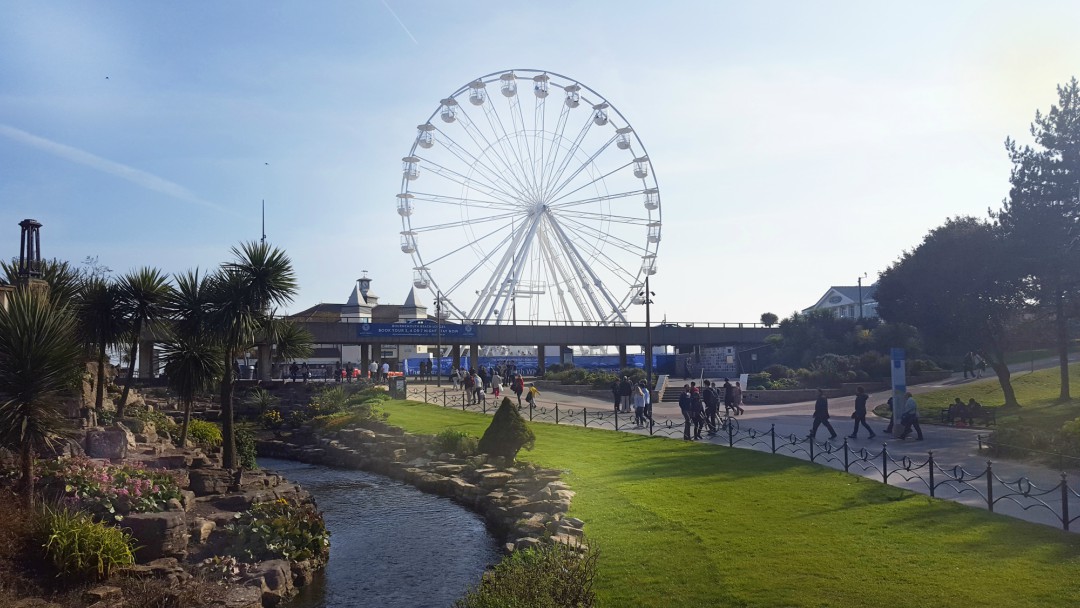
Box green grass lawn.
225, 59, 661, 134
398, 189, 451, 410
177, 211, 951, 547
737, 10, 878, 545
379, 399, 1080, 607
914, 363, 1080, 431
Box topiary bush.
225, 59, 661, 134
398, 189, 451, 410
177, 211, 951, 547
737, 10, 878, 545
40, 506, 135, 581
477, 398, 535, 460
455, 540, 599, 608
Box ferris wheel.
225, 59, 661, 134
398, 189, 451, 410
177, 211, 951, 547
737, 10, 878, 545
398, 69, 661, 325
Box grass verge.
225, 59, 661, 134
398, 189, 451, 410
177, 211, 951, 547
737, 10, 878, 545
380, 399, 1080, 607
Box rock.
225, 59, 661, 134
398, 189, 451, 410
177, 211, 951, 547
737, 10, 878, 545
165, 498, 184, 511
478, 471, 514, 489
213, 490, 275, 511
291, 559, 318, 587
122, 511, 189, 561
84, 427, 131, 460
82, 586, 122, 603
190, 517, 216, 544
434, 464, 466, 475
189, 469, 234, 496
13, 600, 63, 608
514, 537, 543, 551
218, 585, 263, 608
247, 559, 295, 606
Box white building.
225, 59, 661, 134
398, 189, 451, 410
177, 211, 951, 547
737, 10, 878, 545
802, 284, 878, 320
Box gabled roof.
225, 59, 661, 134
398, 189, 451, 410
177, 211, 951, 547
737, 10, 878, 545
402, 287, 425, 309
804, 284, 878, 313
288, 303, 343, 322
346, 284, 365, 307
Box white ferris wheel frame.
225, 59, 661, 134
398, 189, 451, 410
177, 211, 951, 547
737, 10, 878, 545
398, 68, 661, 326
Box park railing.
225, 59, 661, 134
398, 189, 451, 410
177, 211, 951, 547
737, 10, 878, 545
411, 385, 1080, 532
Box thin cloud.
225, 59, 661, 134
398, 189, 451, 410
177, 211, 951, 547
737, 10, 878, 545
379, 0, 419, 45
0, 123, 236, 216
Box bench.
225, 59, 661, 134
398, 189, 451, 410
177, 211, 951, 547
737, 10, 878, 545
938, 407, 997, 427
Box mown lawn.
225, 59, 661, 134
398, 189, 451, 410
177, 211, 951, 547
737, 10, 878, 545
380, 399, 1080, 608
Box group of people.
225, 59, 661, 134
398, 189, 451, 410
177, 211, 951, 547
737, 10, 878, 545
944, 397, 986, 425
811, 387, 924, 441
676, 379, 745, 440
611, 376, 654, 428
451, 365, 538, 408
962, 351, 988, 379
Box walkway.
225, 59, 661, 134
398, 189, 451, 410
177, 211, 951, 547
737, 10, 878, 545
407, 375, 1080, 533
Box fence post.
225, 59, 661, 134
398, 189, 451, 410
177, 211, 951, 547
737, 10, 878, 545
770, 424, 776, 454
727, 417, 734, 447
928, 451, 935, 498
461, 392, 465, 411
809, 437, 815, 462
583, 407, 588, 428
443, 389, 447, 408
482, 399, 487, 414
529, 403, 533, 422
882, 444, 889, 485
424, 384, 428, 402
1062, 473, 1070, 531
977, 434, 983, 451
843, 438, 850, 472
986, 461, 994, 513
555, 403, 560, 425
615, 409, 619, 431
649, 415, 654, 436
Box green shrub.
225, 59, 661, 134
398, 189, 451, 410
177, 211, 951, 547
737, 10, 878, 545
187, 420, 222, 449
455, 540, 599, 608
477, 398, 535, 460
434, 429, 479, 456
236, 429, 258, 470
226, 498, 329, 562
247, 387, 279, 412
40, 506, 135, 581
128, 407, 179, 437
262, 408, 284, 431
763, 364, 794, 379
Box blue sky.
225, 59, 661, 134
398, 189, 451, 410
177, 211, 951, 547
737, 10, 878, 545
2, 1, 1078, 323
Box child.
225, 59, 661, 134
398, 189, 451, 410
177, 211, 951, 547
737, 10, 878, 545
525, 383, 540, 408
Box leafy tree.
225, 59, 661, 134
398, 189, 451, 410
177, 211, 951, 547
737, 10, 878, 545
994, 78, 1080, 401
876, 217, 1026, 406
75, 277, 125, 415
116, 267, 173, 418
208, 242, 297, 469
0, 290, 83, 506
760, 312, 779, 327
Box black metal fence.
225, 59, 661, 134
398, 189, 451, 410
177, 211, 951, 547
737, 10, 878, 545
411, 386, 1080, 532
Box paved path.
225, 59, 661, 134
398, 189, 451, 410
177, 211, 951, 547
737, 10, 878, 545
407, 368, 1080, 532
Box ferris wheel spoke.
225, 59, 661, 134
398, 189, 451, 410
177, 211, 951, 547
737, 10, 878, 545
482, 100, 537, 200
560, 222, 639, 287
547, 189, 646, 210
490, 214, 544, 323
553, 209, 653, 225
539, 102, 572, 198
423, 218, 518, 267
415, 156, 521, 204
410, 210, 522, 233
546, 160, 633, 206
455, 107, 536, 203
408, 192, 520, 212
546, 212, 628, 323
533, 94, 547, 195
541, 116, 594, 201
542, 215, 608, 322
558, 215, 649, 256
432, 127, 533, 204
467, 216, 534, 320
439, 229, 517, 301
538, 229, 594, 323
508, 92, 539, 200
543, 133, 619, 202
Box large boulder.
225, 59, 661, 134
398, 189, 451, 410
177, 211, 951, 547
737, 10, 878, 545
85, 426, 133, 460
122, 511, 189, 561
246, 559, 295, 606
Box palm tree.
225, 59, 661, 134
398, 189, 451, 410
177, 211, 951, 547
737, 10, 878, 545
209, 242, 297, 468
0, 290, 83, 506
161, 335, 222, 447
1, 258, 83, 309
116, 267, 173, 418
268, 318, 314, 372
163, 269, 222, 446
75, 277, 125, 415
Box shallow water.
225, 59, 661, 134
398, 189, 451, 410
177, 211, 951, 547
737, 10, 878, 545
259, 458, 500, 608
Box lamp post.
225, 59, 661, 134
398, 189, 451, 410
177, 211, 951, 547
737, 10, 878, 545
637, 277, 655, 387
857, 272, 868, 320
436, 291, 443, 387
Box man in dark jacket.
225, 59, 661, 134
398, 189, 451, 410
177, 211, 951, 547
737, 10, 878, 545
619, 376, 633, 413
809, 388, 838, 440
678, 385, 693, 440
702, 380, 719, 436
690, 383, 705, 440
847, 386, 876, 439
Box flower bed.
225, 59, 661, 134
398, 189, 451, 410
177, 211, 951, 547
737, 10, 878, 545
38, 456, 183, 523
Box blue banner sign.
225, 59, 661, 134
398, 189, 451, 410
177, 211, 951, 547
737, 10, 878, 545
356, 322, 476, 339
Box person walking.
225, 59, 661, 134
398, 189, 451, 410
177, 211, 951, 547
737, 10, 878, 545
962, 351, 975, 379
525, 383, 540, 408
642, 380, 652, 424
898, 391, 924, 440
619, 376, 633, 413
491, 371, 502, 398
632, 384, 646, 428
702, 380, 719, 436
290, 362, 299, 383
512, 374, 525, 407
464, 370, 477, 404
809, 388, 838, 440
733, 381, 744, 415
847, 386, 876, 439
380, 360, 390, 381
689, 383, 705, 440
679, 384, 693, 440
611, 379, 621, 414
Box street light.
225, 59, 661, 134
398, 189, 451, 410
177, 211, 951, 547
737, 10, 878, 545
636, 276, 656, 387
857, 272, 868, 320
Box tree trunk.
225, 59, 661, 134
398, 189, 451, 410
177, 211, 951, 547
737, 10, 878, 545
179, 397, 192, 448
117, 322, 141, 419
20, 440, 33, 508
991, 360, 1020, 408
1056, 290, 1071, 401
221, 352, 236, 469
95, 338, 107, 414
